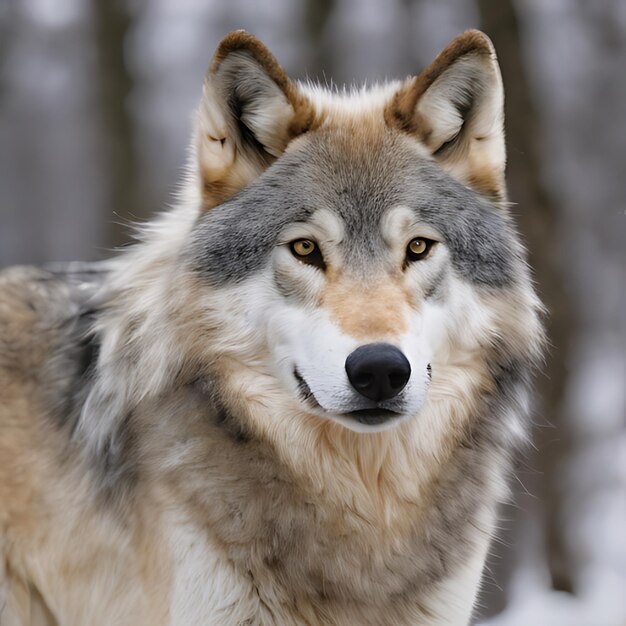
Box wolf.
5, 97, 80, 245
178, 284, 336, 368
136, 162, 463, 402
0, 30, 544, 625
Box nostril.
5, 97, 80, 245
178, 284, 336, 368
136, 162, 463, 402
353, 372, 374, 391
389, 369, 408, 390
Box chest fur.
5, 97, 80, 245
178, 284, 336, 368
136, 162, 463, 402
161, 498, 493, 626
151, 432, 496, 625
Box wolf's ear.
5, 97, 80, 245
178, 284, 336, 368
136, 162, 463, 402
197, 31, 316, 209
386, 30, 506, 205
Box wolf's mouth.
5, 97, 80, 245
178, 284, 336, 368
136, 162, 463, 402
294, 368, 402, 424
294, 368, 322, 410
345, 408, 400, 425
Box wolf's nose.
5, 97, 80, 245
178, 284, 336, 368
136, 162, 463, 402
345, 343, 411, 402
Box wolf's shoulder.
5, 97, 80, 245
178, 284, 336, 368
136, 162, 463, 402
0, 264, 98, 371
0, 263, 108, 413
0, 265, 77, 369
0, 264, 109, 538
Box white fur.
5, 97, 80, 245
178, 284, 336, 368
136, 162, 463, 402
166, 518, 264, 626
424, 502, 500, 625
299, 80, 402, 117
417, 51, 506, 195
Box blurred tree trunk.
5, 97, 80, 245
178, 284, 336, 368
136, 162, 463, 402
304, 0, 336, 81
94, 0, 141, 249
0, 6, 8, 85
477, 0, 577, 616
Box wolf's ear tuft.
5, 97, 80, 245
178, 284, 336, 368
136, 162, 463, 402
197, 31, 316, 209
386, 30, 506, 206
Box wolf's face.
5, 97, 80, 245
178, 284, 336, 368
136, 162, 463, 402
190, 124, 520, 433
172, 30, 533, 433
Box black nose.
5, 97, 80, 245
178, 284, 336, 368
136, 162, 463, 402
345, 343, 411, 402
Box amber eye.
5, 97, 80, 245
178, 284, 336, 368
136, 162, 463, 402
406, 237, 435, 262
289, 239, 326, 270
292, 239, 316, 256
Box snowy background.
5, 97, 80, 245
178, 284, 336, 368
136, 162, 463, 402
0, 0, 624, 624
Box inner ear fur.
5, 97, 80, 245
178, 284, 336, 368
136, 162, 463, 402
197, 31, 317, 209
386, 30, 507, 206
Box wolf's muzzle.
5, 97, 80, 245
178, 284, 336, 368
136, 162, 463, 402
345, 343, 411, 402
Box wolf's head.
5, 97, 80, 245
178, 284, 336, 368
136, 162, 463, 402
174, 30, 539, 432
85, 31, 543, 464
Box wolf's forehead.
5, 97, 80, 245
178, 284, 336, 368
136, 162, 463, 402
258, 126, 446, 245
284, 128, 416, 229
190, 128, 518, 287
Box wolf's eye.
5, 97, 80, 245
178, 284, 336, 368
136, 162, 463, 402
289, 239, 326, 270
292, 239, 316, 256
406, 238, 435, 262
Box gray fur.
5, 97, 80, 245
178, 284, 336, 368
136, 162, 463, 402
189, 127, 519, 288
0, 265, 106, 428
424, 265, 449, 301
